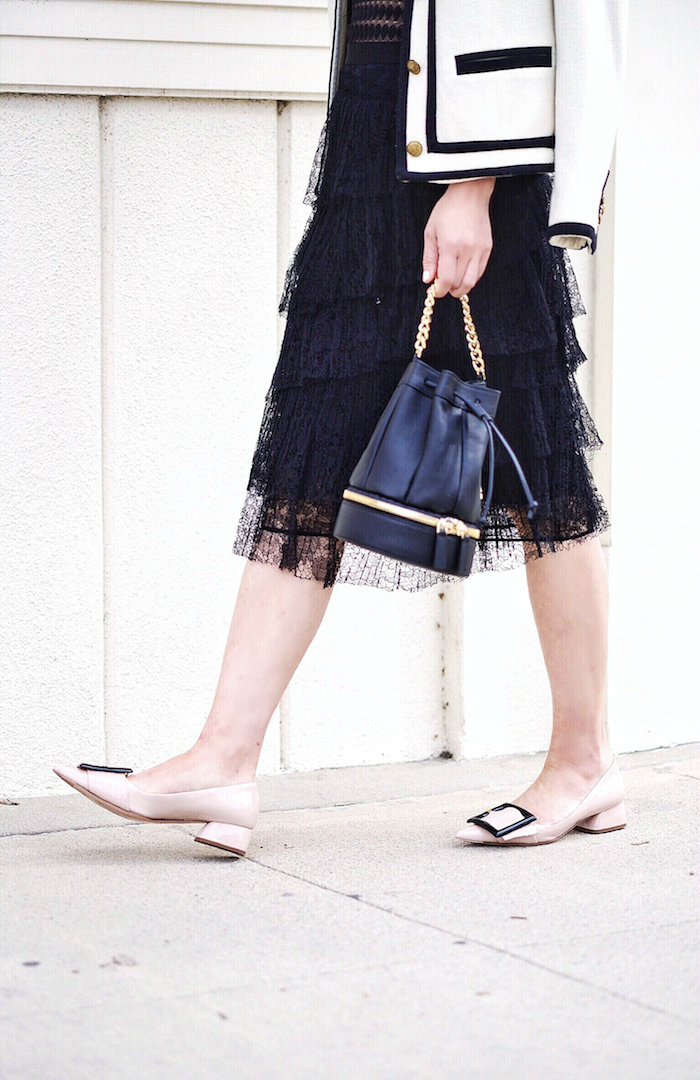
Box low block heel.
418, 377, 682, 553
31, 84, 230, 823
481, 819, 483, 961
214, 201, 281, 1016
576, 802, 627, 834
194, 821, 253, 856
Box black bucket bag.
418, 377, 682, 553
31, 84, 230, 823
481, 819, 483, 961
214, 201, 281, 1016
333, 283, 539, 578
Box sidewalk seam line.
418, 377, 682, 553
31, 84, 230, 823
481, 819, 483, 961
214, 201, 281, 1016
249, 858, 697, 1026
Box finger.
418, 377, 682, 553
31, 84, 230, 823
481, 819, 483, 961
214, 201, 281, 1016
453, 257, 479, 298
434, 248, 457, 298
476, 246, 493, 285
422, 229, 438, 284
448, 251, 469, 298
459, 246, 493, 296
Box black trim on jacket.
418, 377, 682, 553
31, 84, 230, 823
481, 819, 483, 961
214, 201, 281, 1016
546, 222, 598, 253
395, 0, 555, 181
455, 46, 552, 75
426, 0, 555, 155
396, 161, 556, 182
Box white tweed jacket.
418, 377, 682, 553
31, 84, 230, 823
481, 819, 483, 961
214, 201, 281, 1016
326, 0, 628, 252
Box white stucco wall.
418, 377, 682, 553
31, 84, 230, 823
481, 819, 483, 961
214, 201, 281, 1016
606, 3, 700, 751
1, 0, 697, 799
99, 93, 281, 774
1, 94, 106, 787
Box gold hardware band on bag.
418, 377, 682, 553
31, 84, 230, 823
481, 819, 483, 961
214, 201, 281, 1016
413, 283, 486, 381
341, 489, 481, 540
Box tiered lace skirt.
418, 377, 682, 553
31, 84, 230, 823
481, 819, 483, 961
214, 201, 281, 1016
232, 58, 609, 591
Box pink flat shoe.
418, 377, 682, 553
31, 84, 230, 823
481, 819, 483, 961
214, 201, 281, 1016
53, 763, 259, 856
455, 759, 627, 846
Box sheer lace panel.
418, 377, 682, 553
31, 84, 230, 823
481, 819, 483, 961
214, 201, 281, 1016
346, 0, 405, 44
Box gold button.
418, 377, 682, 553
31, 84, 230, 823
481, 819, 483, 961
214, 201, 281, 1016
407, 59, 421, 74
406, 140, 423, 157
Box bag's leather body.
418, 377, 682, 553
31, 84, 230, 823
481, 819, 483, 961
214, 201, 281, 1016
333, 355, 501, 577
333, 286, 538, 578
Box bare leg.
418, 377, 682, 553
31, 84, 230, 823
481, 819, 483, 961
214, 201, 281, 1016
511, 535, 613, 823
130, 560, 334, 793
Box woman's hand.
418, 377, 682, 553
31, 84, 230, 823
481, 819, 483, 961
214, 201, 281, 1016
421, 177, 496, 298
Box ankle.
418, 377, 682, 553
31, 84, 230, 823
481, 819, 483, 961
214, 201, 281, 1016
191, 732, 260, 782
543, 745, 614, 782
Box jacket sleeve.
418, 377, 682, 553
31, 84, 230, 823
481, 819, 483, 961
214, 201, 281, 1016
547, 0, 628, 253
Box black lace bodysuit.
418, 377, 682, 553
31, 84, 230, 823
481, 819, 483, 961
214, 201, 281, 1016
346, 0, 405, 44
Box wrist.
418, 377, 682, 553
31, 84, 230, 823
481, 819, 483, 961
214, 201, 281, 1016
448, 176, 496, 200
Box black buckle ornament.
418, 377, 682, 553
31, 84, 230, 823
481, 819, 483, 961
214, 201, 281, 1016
466, 802, 537, 838
78, 763, 133, 774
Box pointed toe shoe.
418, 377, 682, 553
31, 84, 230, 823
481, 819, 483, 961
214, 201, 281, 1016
53, 763, 259, 856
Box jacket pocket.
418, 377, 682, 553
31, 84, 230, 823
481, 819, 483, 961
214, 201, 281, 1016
455, 46, 552, 76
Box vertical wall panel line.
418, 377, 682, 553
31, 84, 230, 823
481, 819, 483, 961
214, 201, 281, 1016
99, 96, 116, 763
439, 582, 466, 757
275, 99, 292, 769
591, 153, 616, 550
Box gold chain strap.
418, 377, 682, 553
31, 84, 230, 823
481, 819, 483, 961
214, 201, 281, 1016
413, 282, 486, 381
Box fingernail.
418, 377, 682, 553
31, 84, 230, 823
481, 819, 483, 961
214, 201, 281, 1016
422, 270, 431, 282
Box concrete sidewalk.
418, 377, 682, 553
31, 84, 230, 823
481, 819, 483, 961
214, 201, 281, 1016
1, 745, 698, 1080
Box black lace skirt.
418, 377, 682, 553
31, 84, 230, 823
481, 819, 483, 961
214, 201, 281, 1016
232, 56, 609, 591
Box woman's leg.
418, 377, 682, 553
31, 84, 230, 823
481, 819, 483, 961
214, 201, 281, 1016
513, 535, 613, 822
130, 560, 334, 793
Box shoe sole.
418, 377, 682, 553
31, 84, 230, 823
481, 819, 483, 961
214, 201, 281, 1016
193, 836, 248, 857
575, 823, 627, 834
457, 821, 627, 846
